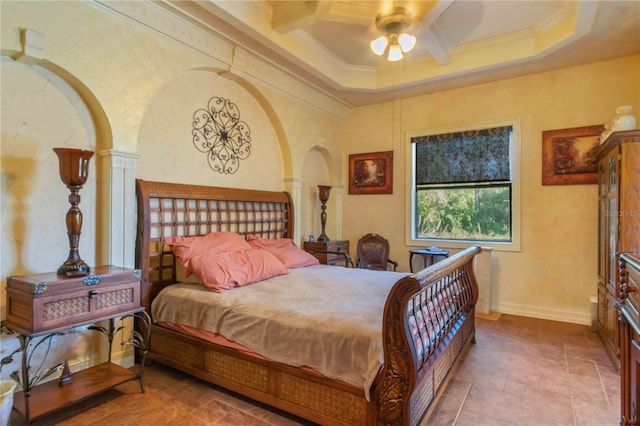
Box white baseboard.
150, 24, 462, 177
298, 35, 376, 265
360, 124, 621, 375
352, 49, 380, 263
109, 346, 136, 368
492, 302, 592, 326
70, 346, 135, 371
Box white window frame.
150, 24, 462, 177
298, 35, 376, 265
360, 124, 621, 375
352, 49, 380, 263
405, 118, 522, 252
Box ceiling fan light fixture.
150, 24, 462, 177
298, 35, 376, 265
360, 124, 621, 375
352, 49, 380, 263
370, 35, 388, 56
387, 44, 403, 61
370, 6, 415, 61
398, 33, 416, 53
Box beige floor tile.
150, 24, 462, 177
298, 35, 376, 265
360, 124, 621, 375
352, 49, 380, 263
425, 379, 471, 425
572, 395, 620, 426
463, 382, 575, 425
454, 408, 517, 426
8, 314, 620, 426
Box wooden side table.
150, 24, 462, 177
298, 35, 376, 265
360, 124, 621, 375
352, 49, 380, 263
303, 240, 351, 266
2, 265, 150, 423
409, 247, 449, 273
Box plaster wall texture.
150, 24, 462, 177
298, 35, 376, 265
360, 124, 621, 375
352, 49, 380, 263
0, 60, 104, 383
0, 0, 638, 389
0, 0, 347, 275
136, 69, 284, 189
0, 0, 345, 380
344, 54, 640, 324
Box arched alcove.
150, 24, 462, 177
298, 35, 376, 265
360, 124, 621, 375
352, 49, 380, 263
219, 69, 293, 178
136, 68, 286, 191
0, 56, 122, 381
0, 58, 103, 277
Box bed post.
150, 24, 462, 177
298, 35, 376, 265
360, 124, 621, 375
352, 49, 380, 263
135, 179, 152, 313
374, 276, 420, 425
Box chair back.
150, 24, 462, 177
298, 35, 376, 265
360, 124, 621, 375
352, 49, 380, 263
357, 233, 391, 271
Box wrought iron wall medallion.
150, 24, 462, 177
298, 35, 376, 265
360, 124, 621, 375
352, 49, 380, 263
192, 97, 252, 174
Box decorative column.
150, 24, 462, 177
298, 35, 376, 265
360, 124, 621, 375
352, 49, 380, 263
97, 150, 139, 368
97, 150, 139, 269
331, 185, 344, 240
283, 178, 302, 245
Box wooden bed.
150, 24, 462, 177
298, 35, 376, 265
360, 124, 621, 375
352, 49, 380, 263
135, 179, 481, 425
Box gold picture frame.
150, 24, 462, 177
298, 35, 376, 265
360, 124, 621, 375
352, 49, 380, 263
348, 151, 393, 194
541, 125, 604, 185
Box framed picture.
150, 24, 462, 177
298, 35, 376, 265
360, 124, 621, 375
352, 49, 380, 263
348, 151, 393, 194
541, 125, 604, 185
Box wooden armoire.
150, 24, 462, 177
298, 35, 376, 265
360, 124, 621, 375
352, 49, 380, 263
596, 129, 640, 367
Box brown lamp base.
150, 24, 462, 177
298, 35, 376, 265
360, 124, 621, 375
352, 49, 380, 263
57, 262, 90, 277
317, 185, 331, 245
53, 148, 94, 279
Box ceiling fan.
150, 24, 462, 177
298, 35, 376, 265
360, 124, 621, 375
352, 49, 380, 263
369, 6, 417, 61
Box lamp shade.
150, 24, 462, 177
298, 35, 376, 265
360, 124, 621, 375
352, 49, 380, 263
318, 185, 332, 202
398, 33, 416, 52
53, 148, 94, 186
387, 44, 403, 61
370, 35, 388, 56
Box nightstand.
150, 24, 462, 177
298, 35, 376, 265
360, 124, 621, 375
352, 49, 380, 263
2, 265, 150, 423
303, 240, 351, 266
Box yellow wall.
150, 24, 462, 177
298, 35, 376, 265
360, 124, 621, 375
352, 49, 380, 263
344, 55, 640, 323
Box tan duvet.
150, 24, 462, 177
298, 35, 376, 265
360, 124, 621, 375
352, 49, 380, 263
151, 264, 408, 399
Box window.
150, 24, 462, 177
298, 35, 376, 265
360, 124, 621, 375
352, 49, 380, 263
406, 120, 521, 251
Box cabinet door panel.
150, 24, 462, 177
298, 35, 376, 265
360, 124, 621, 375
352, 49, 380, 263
620, 143, 640, 253
598, 285, 607, 329
608, 197, 619, 292
607, 291, 619, 354
599, 199, 607, 282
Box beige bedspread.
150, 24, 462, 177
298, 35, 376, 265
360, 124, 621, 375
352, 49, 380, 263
151, 264, 408, 399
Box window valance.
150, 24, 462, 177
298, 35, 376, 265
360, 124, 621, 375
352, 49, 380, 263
412, 126, 512, 184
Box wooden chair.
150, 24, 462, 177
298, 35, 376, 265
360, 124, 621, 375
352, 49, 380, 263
356, 233, 398, 271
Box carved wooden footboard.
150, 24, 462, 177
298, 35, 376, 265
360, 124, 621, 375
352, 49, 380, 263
375, 245, 481, 425
135, 179, 481, 425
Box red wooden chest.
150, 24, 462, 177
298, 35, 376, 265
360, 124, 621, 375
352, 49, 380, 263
5, 265, 141, 336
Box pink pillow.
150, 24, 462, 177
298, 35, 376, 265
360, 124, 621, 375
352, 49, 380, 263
189, 248, 288, 292
165, 232, 251, 277
247, 235, 319, 268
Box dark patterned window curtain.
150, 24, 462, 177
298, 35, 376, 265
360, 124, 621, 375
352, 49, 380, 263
412, 126, 512, 184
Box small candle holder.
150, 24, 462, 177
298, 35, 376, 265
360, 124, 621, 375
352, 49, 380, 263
53, 148, 94, 276
58, 359, 73, 387
317, 185, 331, 242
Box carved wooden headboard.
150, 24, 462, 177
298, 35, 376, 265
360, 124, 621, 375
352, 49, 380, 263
134, 179, 293, 312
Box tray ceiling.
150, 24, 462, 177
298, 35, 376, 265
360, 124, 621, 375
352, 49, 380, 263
159, 0, 640, 106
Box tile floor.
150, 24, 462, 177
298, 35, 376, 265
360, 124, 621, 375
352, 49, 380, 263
9, 314, 620, 425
